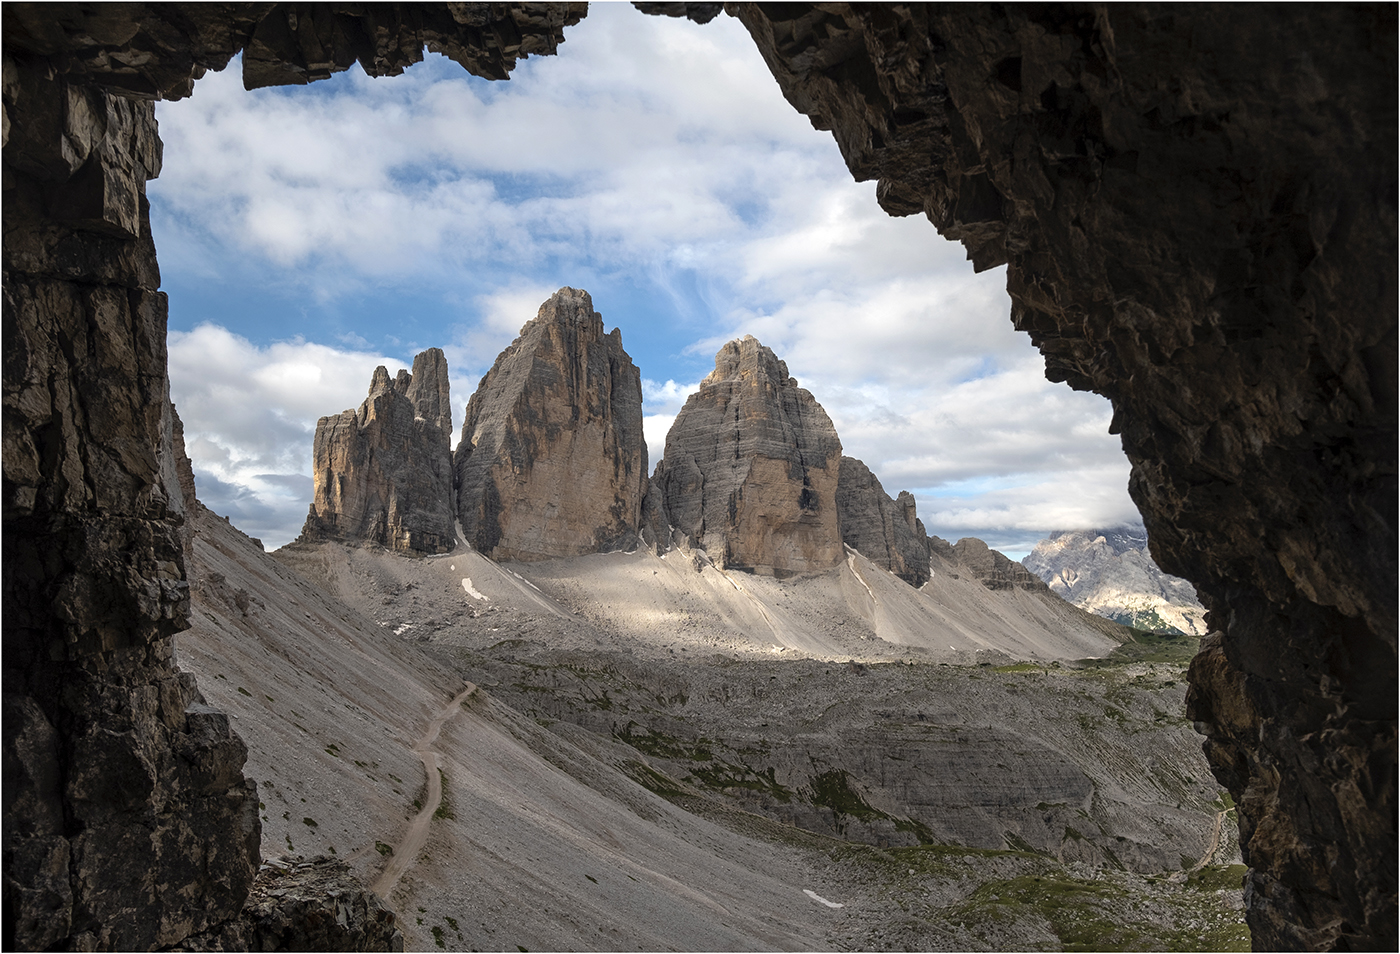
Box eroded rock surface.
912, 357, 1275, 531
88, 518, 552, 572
657, 336, 843, 577
178, 859, 404, 952
1025, 528, 1208, 635
455, 288, 647, 561
835, 456, 929, 587
732, 4, 1396, 946
929, 536, 1048, 593
2, 64, 259, 951
299, 349, 455, 555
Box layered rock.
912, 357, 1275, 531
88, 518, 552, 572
299, 349, 455, 555
179, 859, 403, 952
835, 456, 929, 587
2, 65, 260, 951
454, 288, 647, 561
929, 536, 1050, 593
733, 5, 1396, 946
656, 336, 843, 577
1025, 529, 1208, 635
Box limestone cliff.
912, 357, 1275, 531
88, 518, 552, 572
1025, 529, 1208, 636
657, 336, 843, 577
929, 536, 1050, 593
835, 456, 929, 587
299, 349, 455, 555
454, 288, 647, 561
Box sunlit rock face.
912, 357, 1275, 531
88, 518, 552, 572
1025, 529, 1208, 635
657, 336, 844, 577
835, 456, 930, 587
454, 288, 648, 561
299, 349, 456, 555
730, 4, 1396, 947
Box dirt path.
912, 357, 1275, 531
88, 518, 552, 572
1191, 809, 1229, 872
372, 681, 477, 898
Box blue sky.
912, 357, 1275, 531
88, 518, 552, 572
151, 2, 1140, 559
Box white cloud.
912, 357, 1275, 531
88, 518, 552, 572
168, 324, 411, 547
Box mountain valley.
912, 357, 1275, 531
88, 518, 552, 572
177, 500, 1247, 951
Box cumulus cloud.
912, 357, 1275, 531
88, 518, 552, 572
169, 324, 411, 547
152, 4, 1142, 557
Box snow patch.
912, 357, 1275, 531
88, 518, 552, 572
803, 889, 844, 908
462, 578, 488, 601
393, 623, 414, 636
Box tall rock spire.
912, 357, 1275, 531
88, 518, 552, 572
298, 348, 455, 554
454, 287, 647, 561
655, 335, 843, 577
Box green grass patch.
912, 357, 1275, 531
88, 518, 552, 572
374, 841, 393, 856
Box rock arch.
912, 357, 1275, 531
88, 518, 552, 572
3, 4, 1393, 950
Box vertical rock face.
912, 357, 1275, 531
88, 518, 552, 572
835, 456, 929, 587
732, 4, 1395, 947
299, 349, 456, 555
454, 288, 647, 561
929, 536, 1050, 593
1024, 529, 1208, 635
2, 63, 260, 951
658, 336, 843, 577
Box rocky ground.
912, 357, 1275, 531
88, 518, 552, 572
178, 506, 1248, 951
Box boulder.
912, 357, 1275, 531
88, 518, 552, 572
454, 287, 647, 561
299, 349, 455, 555
657, 336, 843, 577
835, 456, 929, 587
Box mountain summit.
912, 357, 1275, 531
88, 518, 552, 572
454, 287, 647, 561
1024, 528, 1208, 634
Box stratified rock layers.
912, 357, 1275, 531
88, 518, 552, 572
300, 349, 455, 555
836, 456, 929, 587
454, 288, 647, 561
658, 336, 843, 577
2, 67, 259, 951
1024, 529, 1208, 635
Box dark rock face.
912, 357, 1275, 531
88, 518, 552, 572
178, 859, 404, 952
928, 536, 1049, 593
835, 456, 929, 587
455, 288, 647, 561
2, 64, 260, 951
732, 4, 1396, 947
657, 336, 844, 577
299, 349, 456, 555
2, 3, 586, 100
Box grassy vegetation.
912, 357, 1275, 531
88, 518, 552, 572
1079, 629, 1201, 667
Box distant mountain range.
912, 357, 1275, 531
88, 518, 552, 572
1023, 528, 1208, 636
